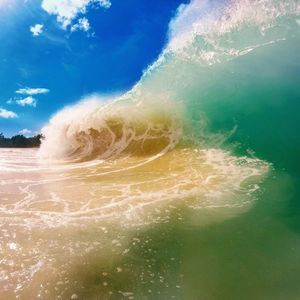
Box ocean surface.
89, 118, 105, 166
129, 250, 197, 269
1, 0, 300, 299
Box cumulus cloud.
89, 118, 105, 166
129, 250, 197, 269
16, 96, 37, 107
0, 108, 18, 118
15, 87, 50, 95
30, 24, 43, 36
71, 17, 90, 32
41, 0, 111, 29
19, 128, 32, 135
98, 0, 111, 9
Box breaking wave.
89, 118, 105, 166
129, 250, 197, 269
39, 96, 182, 162
3, 0, 300, 298
35, 0, 300, 222
40, 0, 300, 165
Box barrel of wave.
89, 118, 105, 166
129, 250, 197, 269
39, 94, 183, 163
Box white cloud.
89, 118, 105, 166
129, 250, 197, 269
0, 108, 18, 118
98, 0, 111, 9
30, 24, 43, 36
41, 0, 111, 29
16, 96, 37, 107
19, 128, 32, 135
15, 87, 50, 95
71, 17, 90, 32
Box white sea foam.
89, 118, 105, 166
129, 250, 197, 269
168, 0, 300, 52
0, 147, 270, 230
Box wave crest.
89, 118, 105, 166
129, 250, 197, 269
39, 96, 182, 162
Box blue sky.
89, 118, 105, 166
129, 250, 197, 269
0, 0, 188, 137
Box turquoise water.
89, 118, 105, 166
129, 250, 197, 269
186, 42, 300, 299
137, 21, 300, 299
104, 38, 300, 299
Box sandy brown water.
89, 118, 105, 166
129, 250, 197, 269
0, 147, 268, 299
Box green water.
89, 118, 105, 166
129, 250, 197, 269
181, 43, 300, 299
62, 39, 300, 299
105, 39, 300, 299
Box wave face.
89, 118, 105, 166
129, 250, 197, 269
40, 0, 300, 163
2, 0, 300, 299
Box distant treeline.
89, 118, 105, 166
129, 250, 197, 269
0, 133, 42, 148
